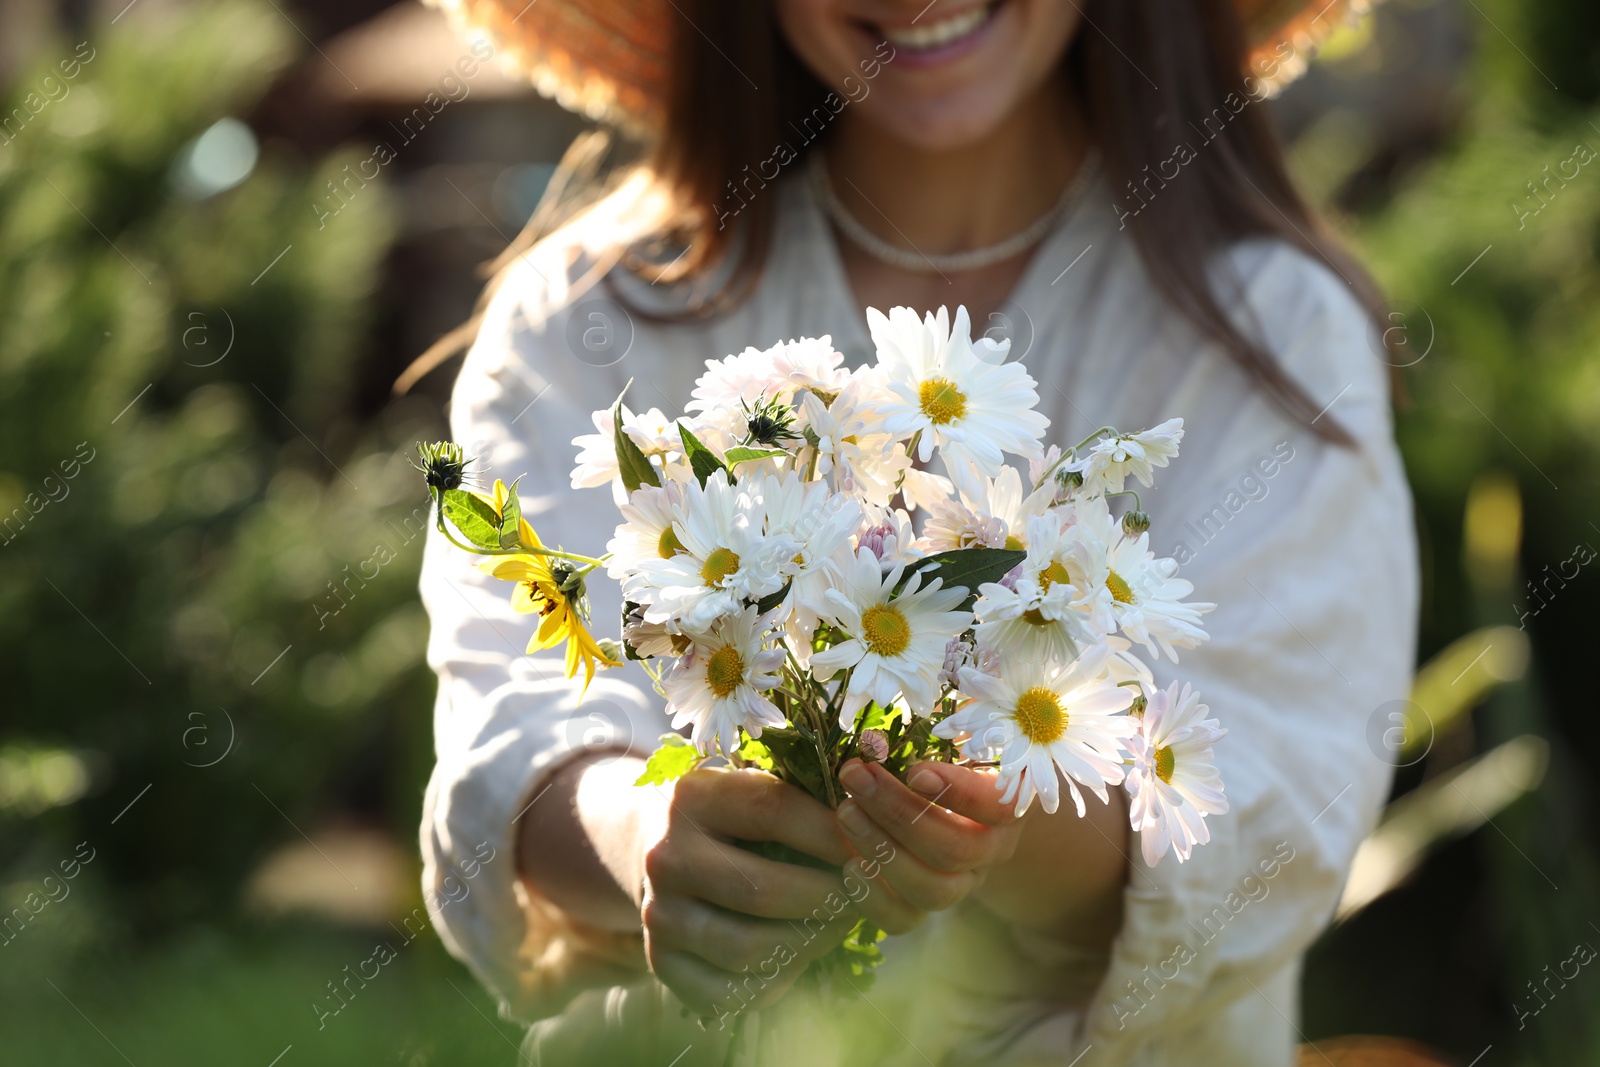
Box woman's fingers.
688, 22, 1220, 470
644, 819, 851, 920
835, 796, 978, 912
840, 854, 926, 935
672, 767, 853, 866
837, 760, 1016, 873
903, 760, 1022, 827
642, 892, 853, 974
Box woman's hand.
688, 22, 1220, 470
833, 758, 1025, 934
834, 758, 1131, 945
637, 766, 863, 1019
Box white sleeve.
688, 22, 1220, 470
417, 260, 667, 1020
1082, 249, 1419, 1064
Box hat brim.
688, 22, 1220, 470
428, 0, 1372, 131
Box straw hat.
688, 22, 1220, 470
426, 0, 1372, 132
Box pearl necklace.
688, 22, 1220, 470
809, 153, 1097, 274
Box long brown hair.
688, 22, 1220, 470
408, 0, 1382, 446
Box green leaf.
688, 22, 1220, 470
498, 477, 524, 549
634, 734, 700, 786
724, 445, 790, 467
898, 547, 1026, 608
755, 580, 792, 615
440, 489, 504, 550
757, 728, 830, 804
739, 734, 774, 771
613, 383, 661, 493
676, 421, 727, 487
856, 702, 896, 733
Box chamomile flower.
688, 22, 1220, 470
766, 336, 852, 401
571, 404, 681, 503
1066, 499, 1212, 660
972, 512, 1087, 664
937, 644, 1137, 816
1068, 418, 1185, 495
918, 465, 1055, 553
810, 548, 972, 723
628, 472, 794, 631
606, 482, 686, 581
751, 471, 862, 633
797, 381, 909, 510
1126, 681, 1227, 865
663, 606, 787, 756
869, 305, 1048, 498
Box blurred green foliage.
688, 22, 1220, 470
0, 0, 441, 943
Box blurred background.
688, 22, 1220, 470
1, 0, 1597, 1063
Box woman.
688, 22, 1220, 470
416, 1, 1418, 1064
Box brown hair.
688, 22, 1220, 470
407, 0, 1383, 445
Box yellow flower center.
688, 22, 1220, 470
1022, 608, 1049, 626
1013, 686, 1067, 744
657, 526, 683, 559
1039, 560, 1071, 592
705, 645, 745, 698
1154, 744, 1175, 783
1106, 569, 1135, 604
1003, 534, 1024, 551
701, 546, 741, 586
860, 604, 911, 657
918, 377, 968, 425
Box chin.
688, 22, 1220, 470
777, 0, 1081, 152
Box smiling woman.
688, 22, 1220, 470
413, 1, 1419, 1065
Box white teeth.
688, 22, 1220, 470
880, 4, 991, 51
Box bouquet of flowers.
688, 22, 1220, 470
418, 305, 1227, 979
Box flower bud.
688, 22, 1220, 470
1055, 467, 1084, 490
1122, 683, 1148, 716
1122, 510, 1151, 536
858, 730, 890, 764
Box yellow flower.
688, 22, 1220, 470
481, 552, 621, 691
472, 479, 540, 550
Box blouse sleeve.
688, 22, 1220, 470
417, 257, 666, 1021
1081, 247, 1419, 1064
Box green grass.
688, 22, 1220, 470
0, 919, 527, 1066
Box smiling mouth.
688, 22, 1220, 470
874, 2, 1000, 53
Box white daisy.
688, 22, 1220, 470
797, 381, 909, 510
1065, 499, 1212, 661
917, 465, 1056, 553
972, 512, 1088, 665
1068, 418, 1185, 495
751, 471, 862, 636
628, 471, 794, 631
869, 305, 1048, 498
936, 644, 1137, 816
766, 336, 852, 401
899, 465, 956, 514
605, 482, 685, 581
1126, 681, 1227, 865
810, 548, 973, 724
571, 404, 682, 503
663, 607, 787, 756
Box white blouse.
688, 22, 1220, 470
417, 169, 1418, 1067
